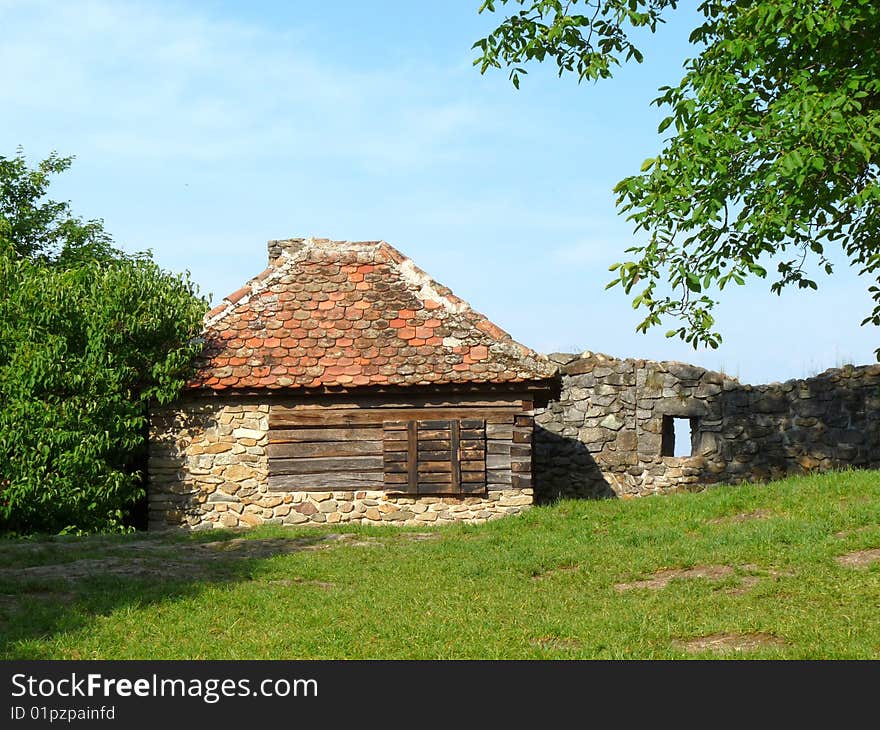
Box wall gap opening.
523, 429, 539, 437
661, 415, 700, 457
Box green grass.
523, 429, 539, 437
1, 469, 878, 659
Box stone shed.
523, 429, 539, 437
148, 237, 558, 529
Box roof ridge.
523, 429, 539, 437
203, 253, 296, 328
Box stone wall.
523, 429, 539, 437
148, 398, 533, 530
534, 352, 880, 500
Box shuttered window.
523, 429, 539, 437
382, 419, 486, 495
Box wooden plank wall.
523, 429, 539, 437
267, 424, 384, 490
486, 414, 533, 490
266, 399, 532, 494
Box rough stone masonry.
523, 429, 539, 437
533, 351, 880, 500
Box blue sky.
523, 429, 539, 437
2, 0, 875, 383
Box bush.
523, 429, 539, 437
0, 150, 206, 534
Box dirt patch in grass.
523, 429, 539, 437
835, 548, 880, 568
616, 563, 794, 593
707, 509, 773, 525
673, 632, 788, 654
723, 576, 763, 596
0, 530, 441, 588
721, 565, 794, 596
0, 533, 380, 584
834, 526, 877, 539
401, 532, 441, 542
532, 564, 582, 580
193, 534, 367, 556
530, 636, 583, 651
615, 565, 734, 591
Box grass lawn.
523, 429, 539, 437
1, 469, 878, 659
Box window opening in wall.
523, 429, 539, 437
661, 415, 700, 457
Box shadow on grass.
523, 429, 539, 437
0, 529, 358, 658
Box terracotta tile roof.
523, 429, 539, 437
189, 238, 557, 391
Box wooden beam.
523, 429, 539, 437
487, 454, 513, 470
460, 482, 487, 495
406, 420, 418, 494
512, 430, 531, 444
417, 482, 456, 495
417, 450, 453, 461
417, 462, 453, 473
487, 470, 512, 484
419, 419, 452, 430
417, 429, 451, 440
270, 407, 522, 427
269, 426, 381, 443
413, 473, 454, 484
486, 424, 514, 439
268, 440, 382, 459
415, 439, 451, 451
268, 391, 532, 411
270, 456, 382, 475
450, 419, 461, 493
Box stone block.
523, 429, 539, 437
233, 428, 264, 440
223, 464, 255, 481
599, 413, 624, 430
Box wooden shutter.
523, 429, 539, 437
383, 418, 486, 495
416, 419, 455, 494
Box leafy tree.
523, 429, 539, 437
0, 150, 207, 534
474, 1, 880, 350
0, 150, 120, 265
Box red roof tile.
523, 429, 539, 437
189, 238, 557, 391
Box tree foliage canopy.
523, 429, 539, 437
474, 0, 880, 350
0, 150, 207, 534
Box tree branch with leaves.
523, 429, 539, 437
474, 0, 880, 353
